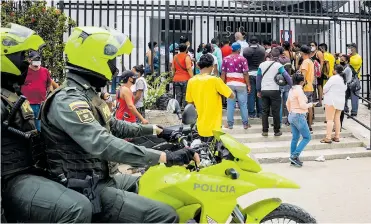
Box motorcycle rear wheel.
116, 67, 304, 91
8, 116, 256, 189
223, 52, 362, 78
260, 203, 316, 224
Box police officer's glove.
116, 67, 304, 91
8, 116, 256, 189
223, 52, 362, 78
157, 125, 174, 141
164, 148, 195, 167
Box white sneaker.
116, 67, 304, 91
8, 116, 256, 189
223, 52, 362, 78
315, 155, 325, 162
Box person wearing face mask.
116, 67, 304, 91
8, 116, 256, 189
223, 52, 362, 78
286, 73, 315, 167
145, 41, 160, 76
347, 43, 363, 80
116, 71, 149, 124
342, 54, 361, 117
100, 92, 115, 112
21, 51, 53, 131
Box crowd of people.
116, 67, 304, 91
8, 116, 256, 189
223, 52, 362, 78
141, 31, 363, 167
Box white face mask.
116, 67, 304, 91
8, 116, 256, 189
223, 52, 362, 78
310, 47, 316, 52
154, 47, 159, 52
32, 61, 41, 66
347, 48, 352, 55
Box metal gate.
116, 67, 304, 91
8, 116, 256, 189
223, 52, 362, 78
56, 0, 370, 99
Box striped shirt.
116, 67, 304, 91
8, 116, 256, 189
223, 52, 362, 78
221, 54, 249, 86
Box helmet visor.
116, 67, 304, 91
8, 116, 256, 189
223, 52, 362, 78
104, 27, 133, 56
6, 23, 35, 42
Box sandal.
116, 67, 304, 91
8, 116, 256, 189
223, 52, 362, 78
332, 137, 340, 142
320, 138, 332, 144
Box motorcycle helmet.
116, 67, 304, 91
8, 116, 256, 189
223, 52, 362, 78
274, 73, 288, 86
1, 23, 45, 87
64, 26, 134, 82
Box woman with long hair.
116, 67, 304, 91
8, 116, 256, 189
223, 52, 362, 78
286, 73, 314, 167
321, 65, 347, 143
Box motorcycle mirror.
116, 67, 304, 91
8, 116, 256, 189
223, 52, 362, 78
182, 104, 197, 125
167, 99, 181, 114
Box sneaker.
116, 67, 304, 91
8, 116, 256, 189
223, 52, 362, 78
274, 131, 282, 136
249, 115, 256, 119
315, 103, 322, 107
309, 127, 313, 134
262, 132, 268, 136
289, 156, 303, 167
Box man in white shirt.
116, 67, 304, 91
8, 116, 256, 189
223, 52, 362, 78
235, 32, 249, 56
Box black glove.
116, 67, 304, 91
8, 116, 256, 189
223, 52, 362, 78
157, 126, 174, 141
165, 148, 195, 167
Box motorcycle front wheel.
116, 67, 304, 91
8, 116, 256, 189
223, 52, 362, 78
260, 203, 317, 224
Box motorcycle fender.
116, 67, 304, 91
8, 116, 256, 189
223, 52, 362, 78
176, 204, 201, 223
241, 198, 281, 223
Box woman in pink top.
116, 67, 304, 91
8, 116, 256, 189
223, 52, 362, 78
286, 73, 315, 167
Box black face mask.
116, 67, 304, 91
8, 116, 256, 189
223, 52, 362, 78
340, 62, 346, 66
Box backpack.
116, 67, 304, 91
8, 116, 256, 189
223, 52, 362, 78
348, 65, 362, 93
312, 58, 322, 78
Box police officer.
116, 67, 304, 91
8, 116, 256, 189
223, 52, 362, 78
1, 24, 92, 222
40, 26, 198, 223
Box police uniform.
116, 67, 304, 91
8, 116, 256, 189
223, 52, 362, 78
41, 72, 178, 223
1, 89, 92, 223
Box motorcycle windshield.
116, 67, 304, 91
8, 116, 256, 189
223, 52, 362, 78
214, 130, 262, 173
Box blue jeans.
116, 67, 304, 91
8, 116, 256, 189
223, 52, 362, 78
30, 104, 41, 131
248, 75, 262, 117
280, 85, 290, 123
344, 89, 359, 115
288, 113, 312, 157
227, 85, 248, 126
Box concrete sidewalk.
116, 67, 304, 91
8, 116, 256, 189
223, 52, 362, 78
342, 102, 370, 147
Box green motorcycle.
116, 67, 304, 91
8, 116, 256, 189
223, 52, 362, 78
138, 100, 316, 223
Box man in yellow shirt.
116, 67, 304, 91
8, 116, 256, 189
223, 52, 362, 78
319, 43, 335, 85
299, 45, 315, 132
347, 43, 363, 79
186, 54, 234, 140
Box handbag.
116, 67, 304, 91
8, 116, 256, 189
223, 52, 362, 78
262, 61, 288, 87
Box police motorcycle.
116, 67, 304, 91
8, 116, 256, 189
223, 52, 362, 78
138, 99, 317, 223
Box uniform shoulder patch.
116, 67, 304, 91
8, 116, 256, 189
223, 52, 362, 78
76, 109, 94, 123
69, 101, 90, 111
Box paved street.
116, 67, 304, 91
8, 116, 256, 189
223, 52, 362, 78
239, 158, 371, 223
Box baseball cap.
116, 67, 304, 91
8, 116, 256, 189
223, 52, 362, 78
120, 70, 138, 82
28, 51, 40, 60
231, 42, 241, 51
346, 43, 357, 49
